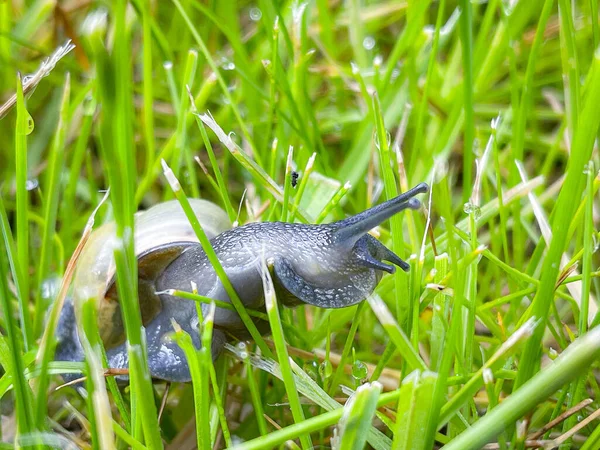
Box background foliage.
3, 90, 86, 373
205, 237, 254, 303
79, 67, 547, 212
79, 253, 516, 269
1, 0, 600, 448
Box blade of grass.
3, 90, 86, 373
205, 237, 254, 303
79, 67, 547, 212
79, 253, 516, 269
189, 89, 235, 221
367, 294, 427, 372
260, 259, 311, 449
0, 195, 36, 442
78, 295, 115, 449
458, 0, 474, 203
173, 314, 211, 450
197, 112, 310, 223
231, 390, 401, 450
336, 382, 382, 450
444, 323, 600, 449
514, 48, 600, 389
171, 0, 263, 166
372, 93, 410, 329
33, 73, 70, 339
172, 51, 199, 197
84, 7, 163, 447
161, 159, 273, 359
14, 72, 33, 350
392, 370, 437, 450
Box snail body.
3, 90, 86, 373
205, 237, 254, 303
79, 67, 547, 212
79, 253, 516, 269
56, 183, 428, 382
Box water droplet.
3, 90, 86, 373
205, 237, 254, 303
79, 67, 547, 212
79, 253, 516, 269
463, 202, 481, 219
352, 360, 368, 380
26, 116, 34, 134
319, 360, 333, 379
237, 342, 248, 359
41, 275, 61, 300
249, 7, 262, 21
25, 179, 38, 191
22, 75, 33, 84
83, 95, 96, 116
304, 361, 319, 380
577, 415, 583, 422
362, 36, 375, 50
190, 316, 199, 332
222, 61, 236, 71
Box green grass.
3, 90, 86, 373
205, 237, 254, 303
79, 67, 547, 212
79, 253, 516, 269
1, 1, 600, 449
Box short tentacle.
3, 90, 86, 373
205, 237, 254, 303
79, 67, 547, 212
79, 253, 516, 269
364, 234, 410, 272
354, 237, 396, 274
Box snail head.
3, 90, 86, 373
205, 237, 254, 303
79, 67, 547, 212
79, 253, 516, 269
272, 182, 429, 308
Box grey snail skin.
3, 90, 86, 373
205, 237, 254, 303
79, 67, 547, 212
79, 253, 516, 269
55, 182, 429, 382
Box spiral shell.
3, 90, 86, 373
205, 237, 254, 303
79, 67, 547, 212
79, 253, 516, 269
56, 199, 230, 380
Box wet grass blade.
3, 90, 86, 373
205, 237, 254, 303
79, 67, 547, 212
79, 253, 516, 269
445, 323, 600, 449
367, 294, 426, 372
392, 370, 437, 450
14, 72, 33, 350
0, 195, 36, 440
33, 73, 70, 339
162, 160, 273, 359
231, 390, 401, 450
515, 48, 600, 389
336, 382, 382, 450
261, 260, 311, 450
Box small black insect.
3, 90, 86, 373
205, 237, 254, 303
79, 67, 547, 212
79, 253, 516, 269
291, 171, 299, 187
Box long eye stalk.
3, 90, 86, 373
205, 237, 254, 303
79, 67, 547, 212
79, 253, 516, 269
334, 182, 429, 244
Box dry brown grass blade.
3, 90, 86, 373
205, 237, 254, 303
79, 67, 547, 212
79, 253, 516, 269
545, 405, 600, 448
529, 398, 593, 440
35, 189, 111, 367
158, 382, 171, 423
0, 41, 75, 119
54, 368, 129, 392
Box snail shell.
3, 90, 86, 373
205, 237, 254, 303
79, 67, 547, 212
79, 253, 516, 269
56, 199, 231, 382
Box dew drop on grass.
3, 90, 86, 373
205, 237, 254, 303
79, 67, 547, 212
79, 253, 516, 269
363, 36, 375, 50
25, 178, 38, 190
222, 61, 236, 71
463, 202, 481, 219
83, 94, 96, 116
26, 116, 35, 134
237, 342, 249, 359
249, 7, 262, 21
319, 360, 333, 379
41, 275, 61, 299
190, 316, 199, 332
18, 110, 35, 135
304, 361, 319, 380
352, 360, 368, 380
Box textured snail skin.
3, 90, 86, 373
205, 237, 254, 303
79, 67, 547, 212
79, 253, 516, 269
55, 183, 428, 383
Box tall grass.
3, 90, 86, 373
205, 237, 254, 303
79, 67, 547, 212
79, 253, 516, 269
0, 1, 599, 449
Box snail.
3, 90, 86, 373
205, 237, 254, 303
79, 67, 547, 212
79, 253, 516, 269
56, 183, 428, 382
